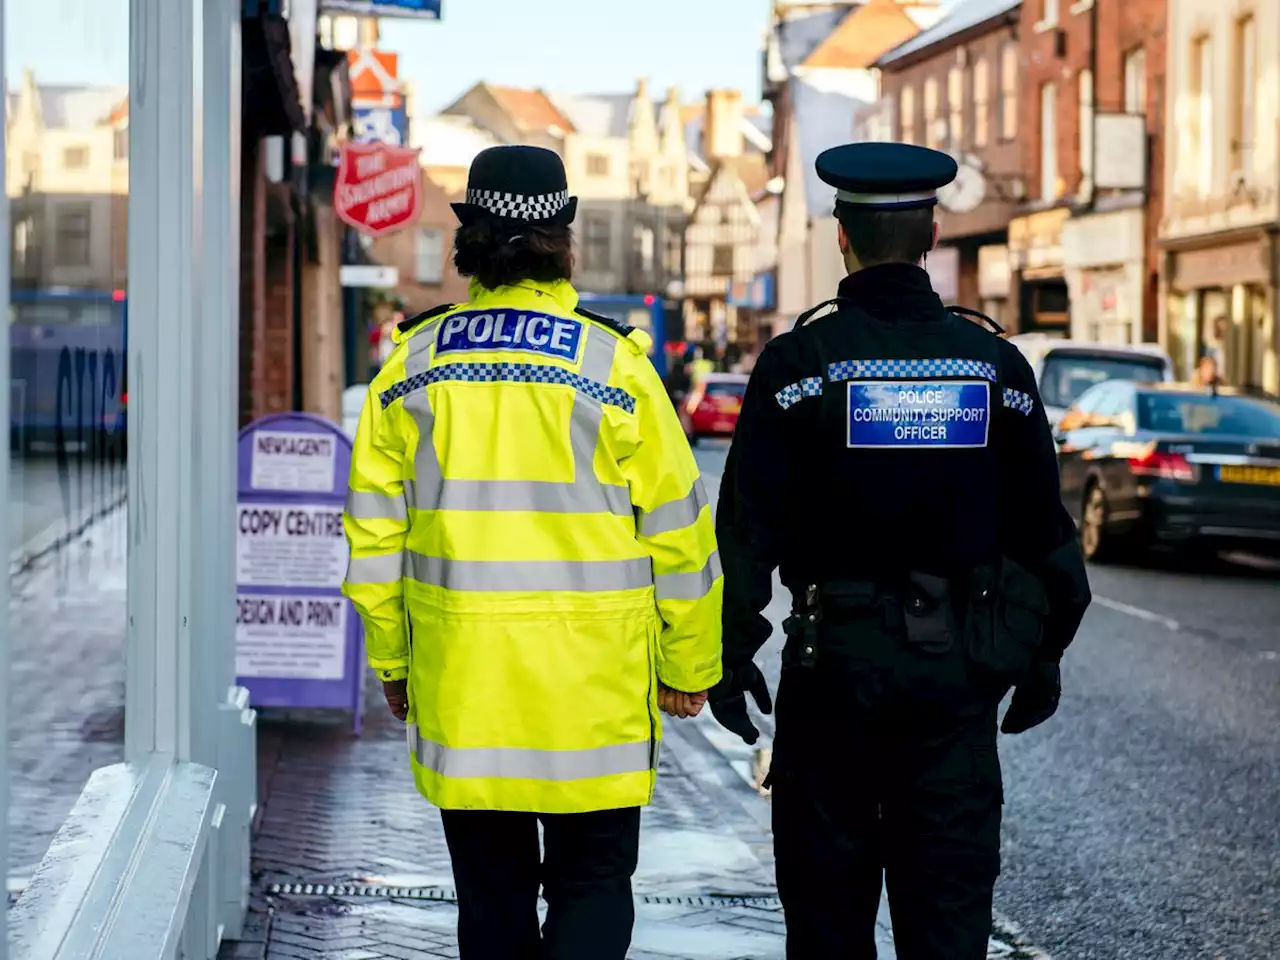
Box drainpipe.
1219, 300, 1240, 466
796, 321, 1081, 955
1088, 0, 1098, 211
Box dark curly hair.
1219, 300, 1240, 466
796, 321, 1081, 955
452, 217, 575, 290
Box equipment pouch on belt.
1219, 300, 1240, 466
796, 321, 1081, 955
963, 556, 1052, 685
902, 572, 958, 655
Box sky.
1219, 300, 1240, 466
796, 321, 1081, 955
4, 0, 773, 109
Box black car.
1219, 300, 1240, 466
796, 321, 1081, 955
1055, 381, 1280, 561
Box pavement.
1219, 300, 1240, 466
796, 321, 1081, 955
6, 444, 1280, 959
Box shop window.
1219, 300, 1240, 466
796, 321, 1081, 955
583, 214, 612, 271
1000, 43, 1018, 140
5, 0, 132, 876
973, 58, 990, 147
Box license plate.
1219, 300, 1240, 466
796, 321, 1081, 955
1218, 464, 1280, 486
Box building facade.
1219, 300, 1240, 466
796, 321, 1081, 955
1159, 0, 1279, 391
764, 0, 933, 329
1011, 0, 1169, 341
874, 0, 1024, 325
441, 80, 690, 301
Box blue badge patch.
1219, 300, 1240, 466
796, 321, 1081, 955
847, 380, 990, 449
435, 310, 583, 363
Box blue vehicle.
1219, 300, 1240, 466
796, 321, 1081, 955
9, 288, 128, 449
576, 293, 668, 379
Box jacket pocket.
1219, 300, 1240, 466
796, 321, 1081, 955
963, 556, 1051, 687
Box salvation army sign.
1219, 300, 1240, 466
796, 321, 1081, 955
334, 141, 424, 238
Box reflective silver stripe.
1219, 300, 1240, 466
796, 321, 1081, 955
411, 729, 654, 781
406, 553, 652, 592
406, 478, 631, 516
346, 488, 408, 523
568, 324, 617, 471
404, 390, 445, 510
345, 551, 406, 585
638, 480, 711, 538
654, 550, 722, 602
403, 315, 451, 378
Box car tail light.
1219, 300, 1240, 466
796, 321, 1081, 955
1128, 447, 1197, 481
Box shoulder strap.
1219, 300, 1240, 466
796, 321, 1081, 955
946, 304, 1005, 336
397, 302, 456, 335
574, 306, 634, 338
793, 297, 854, 330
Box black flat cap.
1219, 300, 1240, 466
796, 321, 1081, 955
816, 142, 958, 212
451, 144, 578, 226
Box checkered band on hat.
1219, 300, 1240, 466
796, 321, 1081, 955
466, 188, 571, 221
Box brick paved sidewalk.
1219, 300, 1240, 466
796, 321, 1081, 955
222, 675, 803, 960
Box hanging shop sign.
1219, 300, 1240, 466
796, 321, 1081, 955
334, 141, 424, 238
236, 412, 365, 734
320, 0, 441, 18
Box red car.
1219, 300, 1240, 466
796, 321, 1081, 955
682, 373, 749, 445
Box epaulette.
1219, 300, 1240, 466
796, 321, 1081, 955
397, 302, 456, 335
946, 304, 1005, 336
793, 297, 854, 329
574, 306, 634, 338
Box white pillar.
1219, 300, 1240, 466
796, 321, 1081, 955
202, 0, 257, 942
0, 1, 11, 956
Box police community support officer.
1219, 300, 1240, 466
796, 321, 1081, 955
708, 142, 1093, 959
342, 145, 723, 960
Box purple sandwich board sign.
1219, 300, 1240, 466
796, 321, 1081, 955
235, 412, 365, 734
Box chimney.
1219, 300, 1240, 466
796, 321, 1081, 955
704, 89, 744, 160
660, 86, 684, 155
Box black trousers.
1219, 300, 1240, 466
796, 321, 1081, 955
439, 806, 641, 960
770, 596, 1004, 960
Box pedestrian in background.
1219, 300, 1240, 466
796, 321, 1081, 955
342, 144, 723, 960
709, 141, 1092, 958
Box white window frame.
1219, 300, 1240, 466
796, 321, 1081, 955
416, 227, 445, 284
1232, 15, 1256, 177
1040, 82, 1058, 202
1123, 46, 1146, 114
1078, 68, 1094, 194
1193, 35, 1214, 196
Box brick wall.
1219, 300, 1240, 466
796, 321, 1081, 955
1018, 0, 1167, 336
238, 136, 299, 426
371, 167, 472, 313
262, 195, 295, 414
239, 139, 267, 427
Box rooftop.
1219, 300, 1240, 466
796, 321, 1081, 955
802, 0, 921, 68
877, 0, 1020, 66
484, 84, 576, 134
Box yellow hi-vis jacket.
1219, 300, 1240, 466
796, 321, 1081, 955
342, 278, 723, 814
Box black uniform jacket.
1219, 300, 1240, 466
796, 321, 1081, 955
717, 263, 1091, 675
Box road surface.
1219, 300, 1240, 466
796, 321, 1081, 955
694, 440, 1280, 960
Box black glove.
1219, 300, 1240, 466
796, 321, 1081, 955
709, 662, 773, 745
1000, 661, 1062, 735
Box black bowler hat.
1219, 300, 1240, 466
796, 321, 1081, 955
451, 144, 578, 227
816, 142, 958, 212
